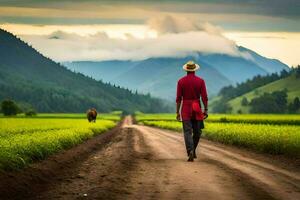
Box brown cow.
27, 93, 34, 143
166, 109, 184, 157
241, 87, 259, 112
86, 108, 97, 122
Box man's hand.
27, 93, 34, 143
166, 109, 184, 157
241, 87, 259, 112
203, 109, 208, 119
176, 113, 181, 121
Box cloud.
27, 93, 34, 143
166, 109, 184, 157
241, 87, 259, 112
48, 31, 84, 40
147, 15, 223, 35
19, 15, 250, 62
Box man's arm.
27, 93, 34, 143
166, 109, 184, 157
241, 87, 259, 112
176, 81, 182, 121
201, 80, 208, 116
176, 102, 181, 114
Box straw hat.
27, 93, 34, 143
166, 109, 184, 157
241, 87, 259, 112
183, 61, 200, 72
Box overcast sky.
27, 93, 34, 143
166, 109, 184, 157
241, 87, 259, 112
0, 0, 299, 66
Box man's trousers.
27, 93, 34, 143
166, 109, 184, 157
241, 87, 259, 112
182, 119, 203, 155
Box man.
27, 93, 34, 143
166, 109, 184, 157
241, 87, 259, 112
176, 61, 208, 162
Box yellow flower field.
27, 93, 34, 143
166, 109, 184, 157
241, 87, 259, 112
0, 117, 117, 170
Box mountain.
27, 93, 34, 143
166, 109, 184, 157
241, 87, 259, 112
228, 74, 300, 113
0, 29, 172, 113
66, 57, 232, 100
197, 53, 267, 83
238, 47, 290, 74
65, 48, 289, 101
115, 57, 232, 99
64, 60, 138, 83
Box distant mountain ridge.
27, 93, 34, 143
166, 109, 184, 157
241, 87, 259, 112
65, 47, 289, 100
238, 47, 288, 74
0, 29, 171, 113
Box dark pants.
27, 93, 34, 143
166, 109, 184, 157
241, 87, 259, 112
182, 120, 203, 155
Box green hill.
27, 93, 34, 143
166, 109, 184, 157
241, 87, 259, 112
229, 74, 300, 113
0, 28, 172, 113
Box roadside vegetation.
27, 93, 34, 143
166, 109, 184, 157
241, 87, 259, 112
0, 111, 121, 121
136, 113, 300, 158
136, 113, 300, 125
0, 113, 119, 171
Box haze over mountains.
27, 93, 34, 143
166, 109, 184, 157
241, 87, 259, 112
0, 29, 171, 113
65, 47, 289, 100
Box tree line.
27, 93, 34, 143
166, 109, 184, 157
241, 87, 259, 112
218, 68, 294, 100
212, 66, 300, 113
246, 90, 300, 114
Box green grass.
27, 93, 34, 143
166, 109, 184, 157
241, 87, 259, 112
0, 118, 117, 171
141, 120, 300, 158
135, 113, 175, 122
136, 113, 300, 125
228, 74, 300, 113
0, 112, 121, 121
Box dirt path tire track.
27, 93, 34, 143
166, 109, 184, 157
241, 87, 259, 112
1, 116, 299, 200
133, 125, 300, 200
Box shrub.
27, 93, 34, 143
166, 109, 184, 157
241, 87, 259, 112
220, 117, 228, 122
25, 109, 37, 117
1, 99, 21, 116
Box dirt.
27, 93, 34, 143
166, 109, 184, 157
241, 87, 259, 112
1, 116, 299, 200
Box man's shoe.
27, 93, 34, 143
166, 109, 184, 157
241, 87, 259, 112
193, 150, 197, 159
187, 150, 194, 162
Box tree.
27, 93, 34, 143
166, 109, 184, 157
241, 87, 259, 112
250, 93, 277, 113
288, 97, 300, 113
241, 97, 248, 106
272, 90, 288, 111
1, 99, 21, 116
294, 97, 300, 109
212, 98, 232, 113
280, 69, 289, 78
295, 65, 300, 79
249, 90, 288, 113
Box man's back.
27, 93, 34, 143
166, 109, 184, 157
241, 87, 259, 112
176, 72, 208, 106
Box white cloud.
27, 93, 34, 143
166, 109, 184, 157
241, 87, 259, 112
147, 15, 223, 35
19, 15, 249, 62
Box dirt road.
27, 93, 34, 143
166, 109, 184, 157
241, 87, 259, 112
1, 116, 300, 200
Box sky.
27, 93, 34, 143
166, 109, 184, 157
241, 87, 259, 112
0, 0, 299, 66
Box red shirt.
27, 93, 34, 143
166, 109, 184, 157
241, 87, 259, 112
176, 72, 208, 120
